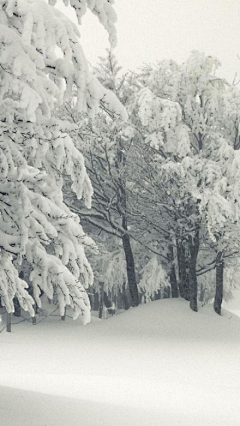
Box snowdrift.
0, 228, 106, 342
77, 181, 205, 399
1, 299, 240, 426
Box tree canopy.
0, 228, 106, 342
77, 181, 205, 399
0, 0, 126, 323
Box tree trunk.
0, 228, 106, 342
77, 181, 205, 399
167, 245, 179, 298
98, 281, 104, 319
13, 297, 21, 317
116, 139, 139, 308
121, 283, 130, 310
122, 233, 139, 307
214, 251, 224, 315
177, 240, 189, 300
199, 284, 206, 304
7, 313, 11, 332
188, 230, 200, 312
93, 290, 99, 311
185, 264, 190, 302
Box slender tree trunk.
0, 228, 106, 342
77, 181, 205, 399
214, 251, 224, 315
185, 263, 190, 302
116, 135, 139, 307
7, 313, 11, 332
167, 245, 179, 298
176, 240, 189, 300
13, 297, 21, 317
94, 290, 99, 311
122, 233, 139, 307
199, 284, 206, 304
188, 229, 200, 312
121, 283, 130, 310
99, 281, 104, 319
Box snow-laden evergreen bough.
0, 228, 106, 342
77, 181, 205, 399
0, 0, 126, 324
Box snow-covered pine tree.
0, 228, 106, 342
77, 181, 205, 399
94, 48, 122, 92
0, 0, 126, 323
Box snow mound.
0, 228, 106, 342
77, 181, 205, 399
101, 298, 240, 340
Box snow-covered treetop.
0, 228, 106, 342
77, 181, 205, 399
49, 0, 117, 46
0, 0, 124, 122
122, 51, 240, 250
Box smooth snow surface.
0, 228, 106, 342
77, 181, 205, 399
1, 299, 240, 426
223, 288, 240, 318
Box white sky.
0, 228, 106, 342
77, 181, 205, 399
57, 0, 240, 83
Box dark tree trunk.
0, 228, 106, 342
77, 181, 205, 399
167, 245, 179, 298
176, 240, 189, 300
214, 251, 224, 315
185, 265, 190, 301
116, 136, 139, 308
188, 230, 200, 312
7, 313, 11, 332
13, 297, 21, 317
93, 290, 99, 311
122, 233, 139, 307
121, 283, 130, 310
98, 281, 104, 319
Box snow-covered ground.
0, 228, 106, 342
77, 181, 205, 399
1, 298, 240, 426
223, 288, 240, 318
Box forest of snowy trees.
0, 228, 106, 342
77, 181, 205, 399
1, 0, 240, 327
